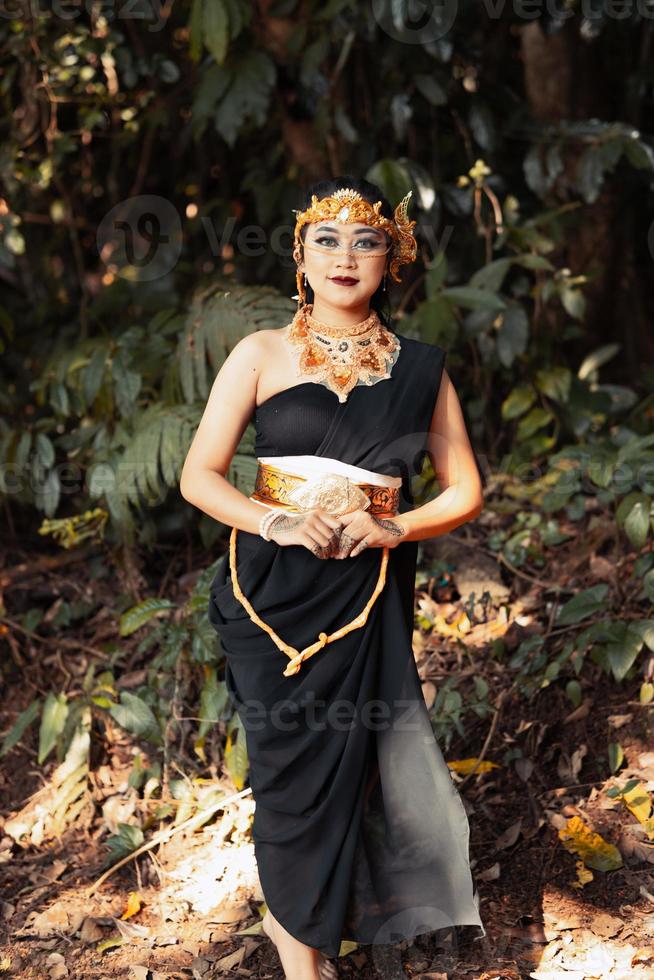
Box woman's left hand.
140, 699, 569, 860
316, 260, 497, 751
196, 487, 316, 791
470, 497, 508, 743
328, 508, 408, 558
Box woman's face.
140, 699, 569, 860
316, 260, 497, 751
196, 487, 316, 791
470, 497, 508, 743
299, 221, 390, 308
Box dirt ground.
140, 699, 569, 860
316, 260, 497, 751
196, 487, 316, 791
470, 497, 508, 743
2, 674, 654, 980
2, 533, 654, 979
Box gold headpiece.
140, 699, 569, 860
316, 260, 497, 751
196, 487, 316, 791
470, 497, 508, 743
292, 187, 418, 308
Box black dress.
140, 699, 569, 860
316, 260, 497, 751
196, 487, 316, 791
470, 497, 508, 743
208, 334, 486, 958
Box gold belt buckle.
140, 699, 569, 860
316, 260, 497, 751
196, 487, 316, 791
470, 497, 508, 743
286, 473, 370, 517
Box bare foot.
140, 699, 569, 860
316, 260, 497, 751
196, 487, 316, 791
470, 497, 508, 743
261, 908, 338, 980
316, 951, 339, 980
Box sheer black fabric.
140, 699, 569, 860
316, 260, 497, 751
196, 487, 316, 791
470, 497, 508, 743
208, 334, 486, 957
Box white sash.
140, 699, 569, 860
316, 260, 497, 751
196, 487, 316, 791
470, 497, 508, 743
250, 454, 401, 510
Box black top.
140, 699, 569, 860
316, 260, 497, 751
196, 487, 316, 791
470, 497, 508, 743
253, 333, 446, 473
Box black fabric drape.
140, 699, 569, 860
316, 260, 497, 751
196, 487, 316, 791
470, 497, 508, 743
208, 336, 485, 957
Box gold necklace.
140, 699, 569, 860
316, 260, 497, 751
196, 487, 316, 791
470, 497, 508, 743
286, 303, 401, 402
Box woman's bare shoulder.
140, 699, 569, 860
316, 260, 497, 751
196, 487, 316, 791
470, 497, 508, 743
241, 327, 287, 355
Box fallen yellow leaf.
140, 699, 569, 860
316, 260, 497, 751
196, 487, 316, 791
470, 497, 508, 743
447, 757, 500, 775
621, 781, 654, 836
571, 858, 594, 889
121, 891, 143, 920
558, 815, 622, 871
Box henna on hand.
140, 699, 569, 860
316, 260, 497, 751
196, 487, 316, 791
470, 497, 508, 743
371, 516, 405, 537
335, 531, 358, 555
269, 511, 341, 559
268, 513, 306, 535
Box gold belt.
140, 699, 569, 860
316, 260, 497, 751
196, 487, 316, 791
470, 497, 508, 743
229, 461, 400, 677
251, 460, 400, 518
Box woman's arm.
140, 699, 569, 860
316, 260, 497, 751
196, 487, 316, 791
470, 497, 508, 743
179, 333, 273, 535
393, 369, 484, 543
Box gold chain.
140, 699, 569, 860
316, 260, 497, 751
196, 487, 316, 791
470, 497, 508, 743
228, 526, 390, 677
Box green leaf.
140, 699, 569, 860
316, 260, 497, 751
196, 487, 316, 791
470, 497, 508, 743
424, 255, 448, 297
97, 935, 124, 954
365, 159, 413, 210
535, 366, 572, 403
35, 468, 61, 518
641, 682, 654, 704
105, 822, 145, 864
111, 353, 141, 418
35, 433, 55, 468
523, 142, 562, 198
213, 51, 276, 148
414, 73, 447, 106
576, 145, 606, 204
501, 385, 536, 421
120, 403, 201, 506
616, 492, 652, 549
198, 668, 229, 740
468, 102, 497, 152
38, 692, 69, 765
513, 253, 554, 271
225, 711, 249, 790
608, 742, 624, 773
441, 286, 506, 311
629, 620, 654, 652
0, 699, 41, 757
556, 585, 610, 626
203, 0, 230, 65
605, 624, 644, 682
497, 305, 529, 367
403, 296, 458, 347
188, 0, 204, 61
622, 136, 654, 170
109, 692, 162, 745
516, 407, 553, 440
616, 433, 654, 465
83, 345, 108, 404
577, 343, 620, 380
119, 597, 176, 636
469, 257, 512, 292
559, 283, 586, 320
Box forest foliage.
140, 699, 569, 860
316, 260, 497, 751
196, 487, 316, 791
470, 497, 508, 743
1, 1, 654, 859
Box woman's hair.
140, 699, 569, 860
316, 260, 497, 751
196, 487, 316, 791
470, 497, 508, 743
296, 174, 394, 329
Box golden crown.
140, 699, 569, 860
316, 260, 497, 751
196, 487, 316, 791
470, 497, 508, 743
292, 187, 418, 307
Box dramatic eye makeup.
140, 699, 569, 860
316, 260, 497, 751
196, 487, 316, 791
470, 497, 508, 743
310, 224, 387, 249
313, 224, 382, 238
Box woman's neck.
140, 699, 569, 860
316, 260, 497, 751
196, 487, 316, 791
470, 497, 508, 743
309, 297, 371, 328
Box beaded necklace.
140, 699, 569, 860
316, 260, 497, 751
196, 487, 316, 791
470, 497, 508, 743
285, 303, 400, 403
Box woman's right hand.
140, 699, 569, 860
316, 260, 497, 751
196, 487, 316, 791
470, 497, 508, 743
267, 508, 343, 558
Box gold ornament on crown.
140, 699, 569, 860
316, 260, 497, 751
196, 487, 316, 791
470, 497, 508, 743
291, 187, 418, 309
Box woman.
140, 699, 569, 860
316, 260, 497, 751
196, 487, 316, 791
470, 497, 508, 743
180, 176, 486, 980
